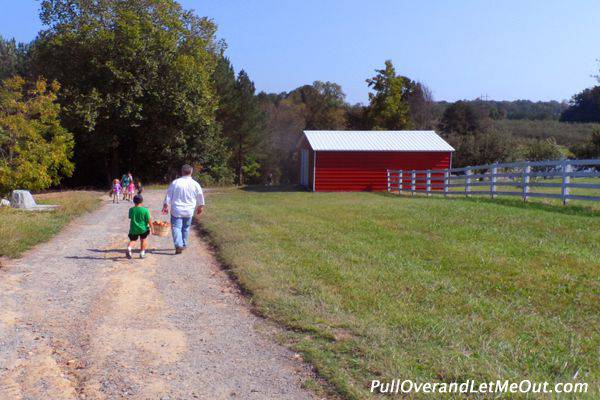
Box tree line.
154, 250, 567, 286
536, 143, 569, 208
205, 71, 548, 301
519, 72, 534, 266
1, 0, 599, 194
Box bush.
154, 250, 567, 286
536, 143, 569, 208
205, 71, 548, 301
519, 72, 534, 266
0, 76, 73, 195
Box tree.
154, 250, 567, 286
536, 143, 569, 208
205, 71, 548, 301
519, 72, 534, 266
287, 81, 347, 130
32, 0, 229, 185
229, 70, 264, 184
213, 55, 237, 147
439, 100, 490, 136
520, 138, 564, 161
560, 86, 600, 123
447, 131, 514, 167
258, 93, 306, 183
571, 130, 600, 159
404, 81, 435, 129
0, 76, 74, 194
0, 36, 31, 80
366, 60, 412, 130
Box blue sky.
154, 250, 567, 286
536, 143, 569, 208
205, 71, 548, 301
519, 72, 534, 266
1, 0, 599, 104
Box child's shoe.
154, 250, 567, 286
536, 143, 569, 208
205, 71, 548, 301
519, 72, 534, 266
126, 248, 132, 259
140, 250, 146, 259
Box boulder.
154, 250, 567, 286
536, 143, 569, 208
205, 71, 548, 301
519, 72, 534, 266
10, 190, 59, 211
1, 198, 10, 207
11, 190, 37, 209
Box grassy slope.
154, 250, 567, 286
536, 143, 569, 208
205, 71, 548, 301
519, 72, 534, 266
0, 191, 102, 258
201, 188, 599, 399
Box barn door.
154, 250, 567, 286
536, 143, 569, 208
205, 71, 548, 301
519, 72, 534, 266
300, 149, 309, 186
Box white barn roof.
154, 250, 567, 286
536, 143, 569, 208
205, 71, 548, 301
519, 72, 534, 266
303, 130, 454, 152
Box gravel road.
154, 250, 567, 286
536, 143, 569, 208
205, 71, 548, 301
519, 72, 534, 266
0, 190, 319, 400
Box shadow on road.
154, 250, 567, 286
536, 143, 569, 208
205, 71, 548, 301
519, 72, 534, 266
64, 247, 176, 261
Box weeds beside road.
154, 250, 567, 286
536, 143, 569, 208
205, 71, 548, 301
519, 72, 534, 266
0, 191, 101, 258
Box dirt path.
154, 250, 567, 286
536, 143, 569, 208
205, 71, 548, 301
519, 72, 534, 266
0, 190, 319, 400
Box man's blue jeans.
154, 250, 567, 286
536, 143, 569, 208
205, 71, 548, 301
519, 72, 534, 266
171, 215, 192, 248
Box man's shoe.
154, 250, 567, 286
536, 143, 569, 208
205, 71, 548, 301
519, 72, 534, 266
175, 247, 183, 255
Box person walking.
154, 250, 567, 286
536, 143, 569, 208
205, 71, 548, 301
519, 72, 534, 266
162, 164, 205, 254
121, 172, 132, 201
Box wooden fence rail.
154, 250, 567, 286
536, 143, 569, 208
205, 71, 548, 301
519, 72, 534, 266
387, 159, 600, 205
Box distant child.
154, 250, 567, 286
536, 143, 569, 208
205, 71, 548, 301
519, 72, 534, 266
127, 194, 153, 259
127, 180, 136, 201
111, 179, 122, 203
136, 180, 143, 195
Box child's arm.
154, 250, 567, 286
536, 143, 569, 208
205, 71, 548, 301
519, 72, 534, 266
148, 210, 154, 234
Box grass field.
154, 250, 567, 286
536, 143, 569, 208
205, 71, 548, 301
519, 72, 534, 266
201, 187, 599, 399
0, 191, 102, 258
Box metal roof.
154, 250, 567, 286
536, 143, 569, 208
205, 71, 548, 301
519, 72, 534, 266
303, 130, 454, 152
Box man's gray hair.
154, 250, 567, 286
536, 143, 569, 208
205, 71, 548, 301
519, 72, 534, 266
181, 164, 193, 176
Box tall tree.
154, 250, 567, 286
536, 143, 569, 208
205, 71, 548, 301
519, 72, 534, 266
404, 80, 435, 129
258, 93, 306, 183
0, 36, 31, 80
32, 0, 229, 185
213, 55, 237, 143
0, 76, 74, 194
366, 60, 412, 130
230, 70, 263, 184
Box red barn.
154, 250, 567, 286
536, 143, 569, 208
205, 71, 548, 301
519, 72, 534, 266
297, 130, 454, 192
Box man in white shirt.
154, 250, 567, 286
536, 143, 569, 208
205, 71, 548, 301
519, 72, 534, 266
162, 164, 205, 254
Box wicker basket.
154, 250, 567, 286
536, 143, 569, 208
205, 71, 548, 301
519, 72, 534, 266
152, 221, 171, 237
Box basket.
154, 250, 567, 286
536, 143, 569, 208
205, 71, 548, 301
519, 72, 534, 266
152, 221, 171, 237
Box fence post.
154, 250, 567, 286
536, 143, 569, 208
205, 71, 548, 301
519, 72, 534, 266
490, 163, 498, 199
465, 168, 472, 197
398, 170, 403, 194
522, 164, 530, 202
411, 170, 416, 196
561, 159, 571, 205
444, 170, 449, 198
387, 169, 391, 192
426, 170, 431, 196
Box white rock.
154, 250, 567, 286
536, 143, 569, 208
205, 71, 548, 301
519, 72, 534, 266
10, 190, 59, 211
11, 190, 37, 209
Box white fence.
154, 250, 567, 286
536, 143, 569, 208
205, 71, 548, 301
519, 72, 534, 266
386, 159, 600, 205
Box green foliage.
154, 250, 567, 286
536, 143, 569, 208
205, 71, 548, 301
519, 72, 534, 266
288, 81, 348, 130
366, 60, 412, 129
446, 131, 514, 167
493, 119, 600, 146
0, 76, 74, 195
560, 86, 600, 123
439, 100, 490, 136
436, 99, 567, 121
227, 70, 264, 184
32, 0, 230, 185
571, 129, 600, 159
257, 80, 349, 184
0, 36, 31, 80
519, 137, 565, 161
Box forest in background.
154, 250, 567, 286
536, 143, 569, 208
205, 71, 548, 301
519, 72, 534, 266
1, 0, 600, 193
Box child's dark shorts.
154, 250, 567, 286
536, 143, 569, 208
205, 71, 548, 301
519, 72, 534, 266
128, 230, 150, 241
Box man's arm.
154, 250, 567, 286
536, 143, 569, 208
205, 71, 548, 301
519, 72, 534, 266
162, 182, 174, 214
196, 184, 205, 215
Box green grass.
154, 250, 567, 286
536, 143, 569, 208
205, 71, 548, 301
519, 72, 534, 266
0, 191, 102, 258
201, 187, 599, 399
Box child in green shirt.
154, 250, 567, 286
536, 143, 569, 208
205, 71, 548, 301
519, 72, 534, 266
127, 194, 153, 259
